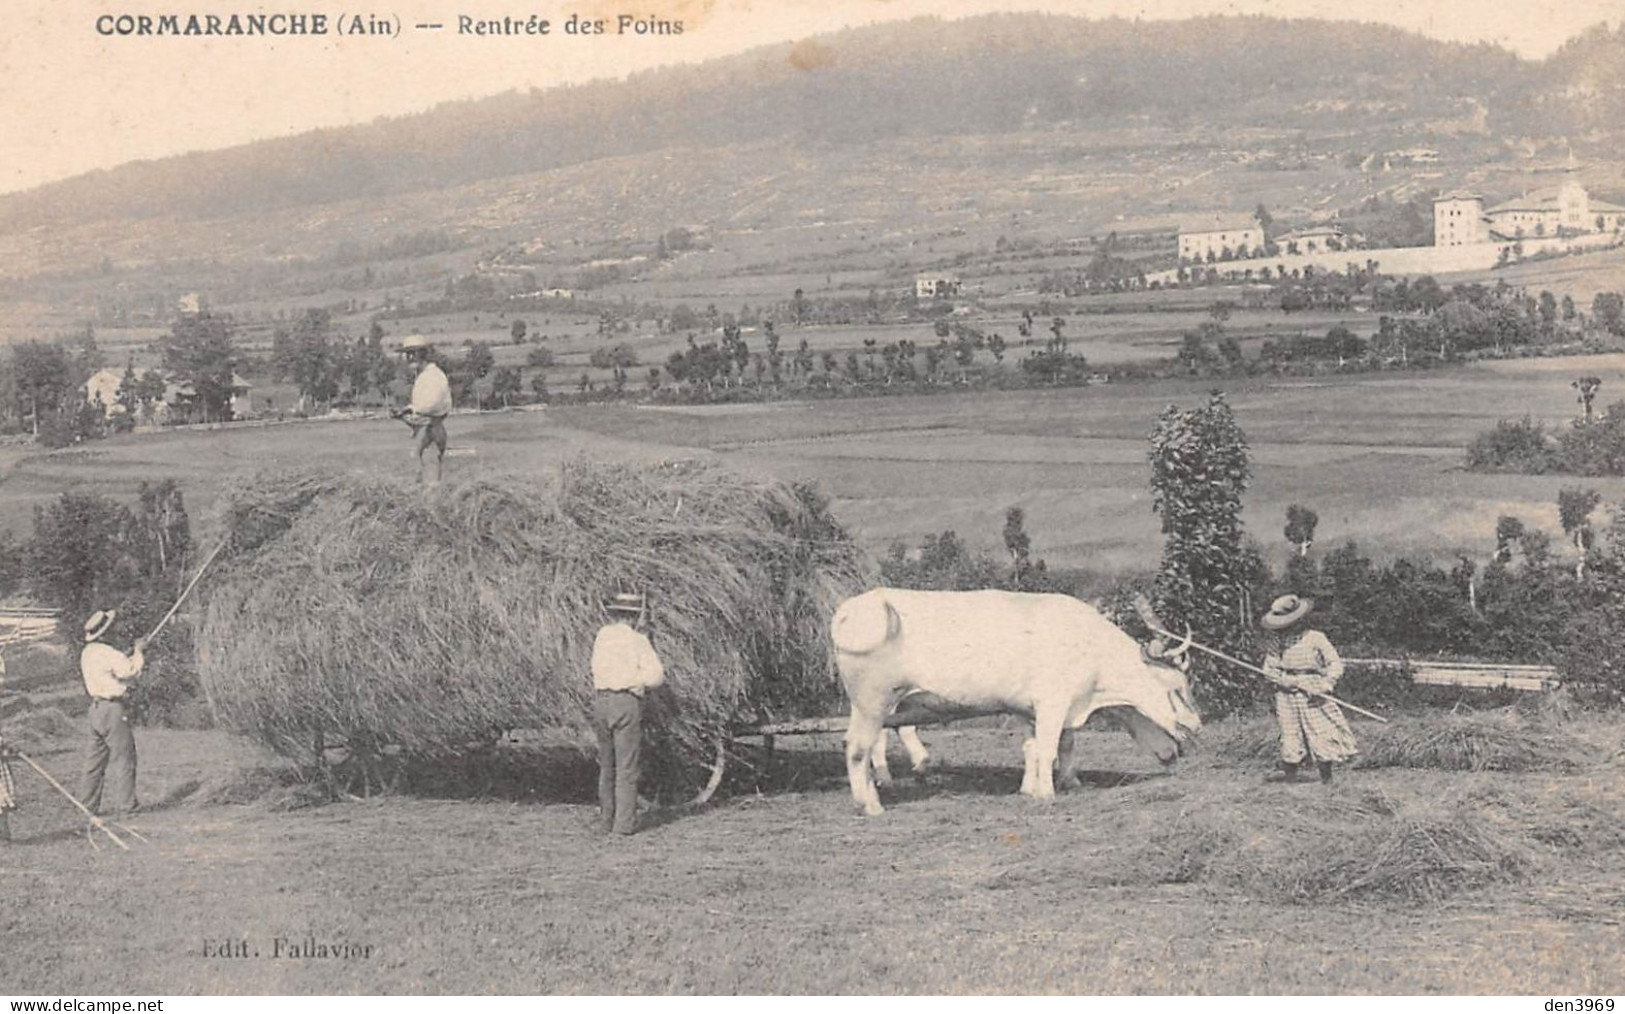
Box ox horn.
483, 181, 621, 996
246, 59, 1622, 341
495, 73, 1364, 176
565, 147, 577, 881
1131, 593, 1166, 631
1167, 623, 1193, 657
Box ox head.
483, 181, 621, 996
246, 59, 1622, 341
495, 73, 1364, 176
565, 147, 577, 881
1094, 625, 1202, 766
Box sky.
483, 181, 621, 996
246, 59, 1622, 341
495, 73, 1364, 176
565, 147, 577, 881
2, 0, 1619, 195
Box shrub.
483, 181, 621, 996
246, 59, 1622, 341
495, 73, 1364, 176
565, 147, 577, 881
1465, 416, 1557, 473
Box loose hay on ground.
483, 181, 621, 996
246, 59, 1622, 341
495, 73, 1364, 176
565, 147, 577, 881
1105, 782, 1535, 905
1205, 706, 1601, 773
196, 460, 871, 794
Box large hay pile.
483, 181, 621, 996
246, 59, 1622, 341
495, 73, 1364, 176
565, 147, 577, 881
195, 460, 871, 791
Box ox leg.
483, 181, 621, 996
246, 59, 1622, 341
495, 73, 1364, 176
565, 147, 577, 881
1024, 708, 1064, 799
868, 730, 894, 787
1019, 728, 1038, 796
897, 726, 931, 776
1056, 728, 1082, 791
844, 708, 887, 817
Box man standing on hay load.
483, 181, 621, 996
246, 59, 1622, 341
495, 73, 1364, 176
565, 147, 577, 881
392, 334, 452, 486
1260, 594, 1356, 784
78, 610, 146, 815
591, 592, 664, 835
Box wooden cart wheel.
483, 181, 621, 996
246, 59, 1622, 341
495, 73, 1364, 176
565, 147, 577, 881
687, 734, 729, 807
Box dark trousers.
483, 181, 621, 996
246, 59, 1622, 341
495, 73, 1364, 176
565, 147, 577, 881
592, 690, 643, 834
80, 699, 138, 814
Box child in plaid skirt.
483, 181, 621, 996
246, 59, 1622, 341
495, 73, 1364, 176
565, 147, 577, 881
0, 656, 14, 842
0, 736, 16, 843
1259, 594, 1357, 784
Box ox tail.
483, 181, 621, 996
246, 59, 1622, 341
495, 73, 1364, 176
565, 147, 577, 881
831, 593, 901, 656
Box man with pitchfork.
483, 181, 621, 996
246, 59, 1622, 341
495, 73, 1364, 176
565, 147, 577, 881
392, 334, 452, 486
78, 610, 147, 815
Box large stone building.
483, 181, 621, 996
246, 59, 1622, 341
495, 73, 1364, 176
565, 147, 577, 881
1178, 214, 1264, 262
1435, 168, 1625, 247
1483, 175, 1625, 238
1433, 191, 1488, 247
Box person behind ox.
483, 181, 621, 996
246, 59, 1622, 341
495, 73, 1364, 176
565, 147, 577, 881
590, 592, 663, 835
1259, 594, 1356, 783
394, 334, 452, 485
79, 610, 147, 814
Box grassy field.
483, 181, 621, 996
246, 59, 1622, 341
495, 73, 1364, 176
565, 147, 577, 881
2, 697, 1622, 994
8, 353, 1625, 576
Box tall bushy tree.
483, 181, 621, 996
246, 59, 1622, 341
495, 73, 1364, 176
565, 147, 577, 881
161, 311, 238, 422
28, 494, 140, 627
27, 485, 201, 723
1284, 504, 1318, 557
9, 340, 78, 435
1149, 392, 1263, 716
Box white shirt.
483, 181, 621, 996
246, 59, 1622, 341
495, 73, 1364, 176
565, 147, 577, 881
81, 641, 144, 700
591, 623, 664, 695
409, 363, 453, 417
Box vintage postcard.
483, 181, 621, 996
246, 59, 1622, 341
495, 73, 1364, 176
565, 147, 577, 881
1, 0, 1623, 997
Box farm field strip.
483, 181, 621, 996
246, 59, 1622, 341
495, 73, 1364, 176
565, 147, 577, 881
1, 724, 1621, 994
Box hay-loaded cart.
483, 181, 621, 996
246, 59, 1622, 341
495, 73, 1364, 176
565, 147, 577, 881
196, 462, 874, 805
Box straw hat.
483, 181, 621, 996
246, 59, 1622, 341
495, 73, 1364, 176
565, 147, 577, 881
1260, 594, 1312, 631
84, 610, 117, 642
607, 592, 646, 615
400, 334, 431, 352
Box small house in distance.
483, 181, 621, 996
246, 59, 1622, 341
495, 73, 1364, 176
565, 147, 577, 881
1272, 225, 1358, 254
1178, 214, 1263, 262
82, 367, 254, 421
915, 273, 961, 300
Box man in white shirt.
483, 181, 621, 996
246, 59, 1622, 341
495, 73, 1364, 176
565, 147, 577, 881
590, 593, 664, 835
78, 610, 146, 815
393, 334, 452, 485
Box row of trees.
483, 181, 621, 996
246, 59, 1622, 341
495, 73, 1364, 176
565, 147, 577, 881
1146, 395, 1625, 708
884, 394, 1625, 717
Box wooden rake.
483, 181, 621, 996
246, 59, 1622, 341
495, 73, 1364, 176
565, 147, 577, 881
13, 750, 148, 851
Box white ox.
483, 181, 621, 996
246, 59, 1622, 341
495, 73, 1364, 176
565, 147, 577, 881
832, 588, 1202, 815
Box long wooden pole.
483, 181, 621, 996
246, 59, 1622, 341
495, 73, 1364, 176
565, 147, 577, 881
1144, 624, 1390, 724
13, 751, 130, 850
143, 538, 229, 644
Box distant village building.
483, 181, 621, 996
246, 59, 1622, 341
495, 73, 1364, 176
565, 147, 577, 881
915, 273, 961, 300
84, 368, 129, 412
1483, 176, 1625, 238
1433, 191, 1487, 247
83, 367, 254, 420
1436, 162, 1625, 247
1178, 214, 1263, 262
1272, 225, 1358, 254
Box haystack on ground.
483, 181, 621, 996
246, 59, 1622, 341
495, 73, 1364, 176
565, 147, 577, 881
195, 460, 871, 795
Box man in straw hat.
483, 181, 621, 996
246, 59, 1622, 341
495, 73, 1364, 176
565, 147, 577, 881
392, 334, 452, 485
1259, 594, 1356, 784
78, 610, 147, 814
590, 592, 664, 835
